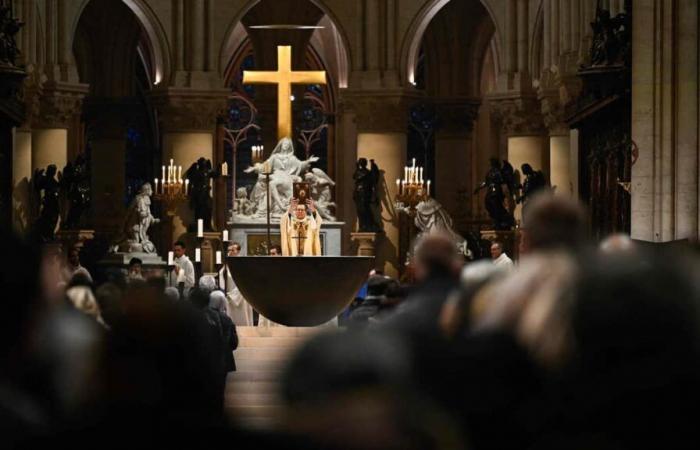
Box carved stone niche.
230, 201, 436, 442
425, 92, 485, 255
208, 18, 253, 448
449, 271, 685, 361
150, 87, 229, 133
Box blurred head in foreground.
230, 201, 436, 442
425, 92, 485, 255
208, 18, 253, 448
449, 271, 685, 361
413, 232, 462, 282
520, 193, 588, 255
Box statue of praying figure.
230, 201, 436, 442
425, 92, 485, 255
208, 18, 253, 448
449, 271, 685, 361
474, 158, 515, 230
113, 183, 160, 254
280, 198, 322, 256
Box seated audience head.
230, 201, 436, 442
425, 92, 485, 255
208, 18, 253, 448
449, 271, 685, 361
209, 290, 227, 315
67, 246, 82, 268
520, 193, 588, 254
95, 282, 124, 327
189, 288, 210, 310
198, 275, 217, 294
163, 286, 180, 302
412, 232, 462, 282
366, 275, 391, 298
228, 242, 241, 256
269, 244, 283, 256
599, 232, 636, 255
128, 257, 143, 278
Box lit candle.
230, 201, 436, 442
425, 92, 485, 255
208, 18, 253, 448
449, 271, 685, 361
427, 180, 431, 196
216, 251, 222, 265
222, 229, 229, 242
167, 251, 174, 266
178, 165, 182, 181
154, 178, 158, 194
412, 158, 416, 168
404, 167, 408, 181
185, 179, 189, 194
419, 167, 423, 183
197, 219, 203, 237
167, 165, 171, 183
396, 179, 400, 192
162, 165, 165, 181
195, 248, 201, 263
170, 158, 174, 167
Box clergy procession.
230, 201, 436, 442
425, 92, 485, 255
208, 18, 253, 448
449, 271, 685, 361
3, 0, 700, 449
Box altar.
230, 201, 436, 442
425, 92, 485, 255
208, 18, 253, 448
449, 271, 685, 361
229, 218, 345, 256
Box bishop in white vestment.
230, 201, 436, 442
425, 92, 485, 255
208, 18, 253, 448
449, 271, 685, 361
280, 199, 323, 256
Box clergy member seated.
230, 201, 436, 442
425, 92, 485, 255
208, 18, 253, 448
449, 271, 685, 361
281, 198, 322, 256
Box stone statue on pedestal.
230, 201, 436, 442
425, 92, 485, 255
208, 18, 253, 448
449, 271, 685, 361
186, 157, 217, 231
112, 183, 160, 253
33, 164, 60, 242
474, 158, 515, 230
353, 158, 383, 232
61, 154, 91, 230
516, 163, 548, 210
305, 168, 336, 221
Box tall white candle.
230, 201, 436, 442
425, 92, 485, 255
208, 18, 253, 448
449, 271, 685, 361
167, 251, 174, 266
154, 178, 158, 194
197, 219, 203, 237
427, 180, 431, 196
412, 158, 416, 168
178, 166, 182, 181
162, 166, 165, 181
185, 179, 189, 194
222, 230, 229, 242
195, 248, 201, 263
419, 167, 423, 183
216, 251, 222, 265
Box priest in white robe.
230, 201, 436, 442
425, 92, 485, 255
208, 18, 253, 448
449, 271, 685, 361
280, 199, 322, 256
219, 242, 254, 326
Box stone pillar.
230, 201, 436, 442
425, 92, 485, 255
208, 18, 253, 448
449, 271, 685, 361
344, 91, 414, 277
632, 0, 699, 241
152, 88, 228, 244
549, 134, 572, 196
434, 99, 480, 219
83, 100, 133, 233
12, 129, 32, 232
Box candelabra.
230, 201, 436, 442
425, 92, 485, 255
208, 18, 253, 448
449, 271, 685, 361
154, 159, 188, 213
395, 158, 431, 214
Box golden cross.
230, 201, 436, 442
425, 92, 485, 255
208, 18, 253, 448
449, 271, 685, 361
243, 46, 327, 141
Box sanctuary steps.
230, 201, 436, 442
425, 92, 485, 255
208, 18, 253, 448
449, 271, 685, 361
225, 326, 328, 429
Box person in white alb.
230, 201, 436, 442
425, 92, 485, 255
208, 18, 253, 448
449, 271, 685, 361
170, 240, 195, 297
490, 241, 514, 270
218, 241, 254, 326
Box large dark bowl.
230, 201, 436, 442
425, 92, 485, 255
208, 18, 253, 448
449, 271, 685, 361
227, 256, 375, 326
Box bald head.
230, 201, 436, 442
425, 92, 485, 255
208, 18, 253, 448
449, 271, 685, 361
600, 233, 636, 255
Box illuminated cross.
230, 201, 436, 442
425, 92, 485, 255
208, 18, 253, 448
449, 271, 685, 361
243, 45, 327, 141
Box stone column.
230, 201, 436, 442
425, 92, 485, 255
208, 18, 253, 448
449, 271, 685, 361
343, 90, 415, 277
12, 128, 32, 232
540, 90, 573, 197
434, 99, 480, 219
632, 0, 699, 241
151, 88, 228, 243
83, 100, 137, 233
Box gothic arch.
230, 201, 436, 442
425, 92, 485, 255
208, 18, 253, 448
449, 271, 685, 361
218, 0, 351, 89
402, 0, 503, 86
529, 0, 545, 79
71, 0, 171, 85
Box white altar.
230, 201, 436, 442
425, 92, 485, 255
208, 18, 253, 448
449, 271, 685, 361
229, 219, 345, 256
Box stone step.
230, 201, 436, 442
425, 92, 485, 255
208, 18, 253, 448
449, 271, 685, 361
234, 347, 298, 361
236, 326, 331, 338
229, 369, 285, 383
238, 336, 307, 348
226, 381, 277, 394
226, 392, 280, 407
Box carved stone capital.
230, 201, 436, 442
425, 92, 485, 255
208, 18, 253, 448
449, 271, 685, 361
538, 88, 568, 136
434, 98, 481, 136
341, 89, 421, 133
488, 93, 545, 136
150, 87, 229, 133
27, 81, 89, 129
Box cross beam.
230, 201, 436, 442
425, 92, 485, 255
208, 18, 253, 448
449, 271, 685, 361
243, 46, 327, 141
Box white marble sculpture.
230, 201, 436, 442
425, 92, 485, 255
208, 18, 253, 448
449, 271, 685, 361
415, 197, 471, 258
235, 137, 337, 222
112, 182, 160, 253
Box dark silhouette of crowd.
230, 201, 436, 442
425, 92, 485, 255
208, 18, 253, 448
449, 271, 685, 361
2, 192, 700, 450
